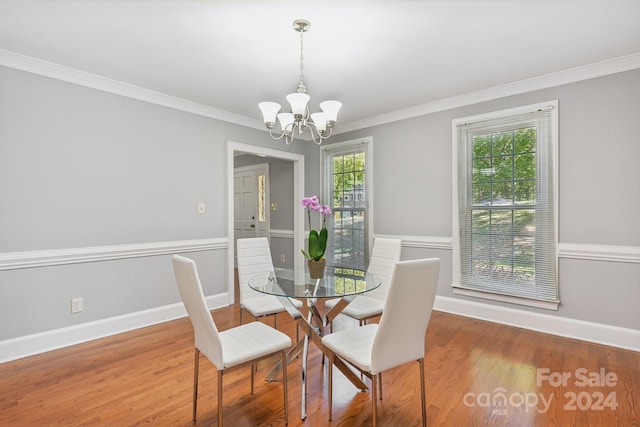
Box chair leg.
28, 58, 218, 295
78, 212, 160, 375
378, 373, 383, 400
192, 348, 200, 422
419, 358, 426, 427
372, 372, 379, 427
240, 307, 244, 324
328, 352, 334, 421
251, 364, 255, 395
274, 313, 277, 329
282, 350, 289, 425
218, 370, 223, 427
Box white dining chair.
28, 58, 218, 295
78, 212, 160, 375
237, 237, 303, 328
324, 238, 401, 330
172, 255, 291, 426
321, 258, 440, 427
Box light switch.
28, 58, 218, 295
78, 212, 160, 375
197, 202, 205, 214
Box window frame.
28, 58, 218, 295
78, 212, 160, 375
321, 137, 374, 269
452, 101, 559, 310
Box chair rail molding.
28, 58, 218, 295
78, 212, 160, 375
558, 243, 640, 264
374, 234, 453, 251
269, 229, 294, 239
0, 238, 227, 271
373, 235, 639, 264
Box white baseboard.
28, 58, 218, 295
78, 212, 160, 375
434, 295, 640, 352
0, 293, 230, 363
3, 291, 637, 364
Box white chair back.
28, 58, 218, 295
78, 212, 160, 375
371, 258, 440, 374
172, 255, 223, 368
365, 238, 402, 301
236, 237, 275, 304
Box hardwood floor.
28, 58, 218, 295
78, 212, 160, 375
1, 302, 638, 426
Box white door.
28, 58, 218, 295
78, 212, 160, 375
234, 164, 270, 253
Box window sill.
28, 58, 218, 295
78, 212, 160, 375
452, 285, 560, 311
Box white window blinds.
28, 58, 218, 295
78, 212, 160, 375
453, 102, 559, 309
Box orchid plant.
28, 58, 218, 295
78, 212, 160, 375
300, 196, 332, 261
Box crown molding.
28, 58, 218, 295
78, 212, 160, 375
334, 53, 640, 134
0, 49, 265, 131
2, 49, 638, 135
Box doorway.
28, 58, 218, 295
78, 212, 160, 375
226, 141, 305, 304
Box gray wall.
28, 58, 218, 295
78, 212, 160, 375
1, 64, 638, 349
323, 69, 640, 330
0, 65, 305, 340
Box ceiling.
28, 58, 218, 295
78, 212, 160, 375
1, 0, 638, 135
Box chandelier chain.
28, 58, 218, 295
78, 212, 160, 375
298, 27, 305, 89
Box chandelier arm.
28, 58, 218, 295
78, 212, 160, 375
306, 119, 333, 139
308, 129, 323, 145
268, 127, 291, 141
305, 121, 328, 145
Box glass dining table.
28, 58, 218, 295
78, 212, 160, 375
248, 266, 381, 420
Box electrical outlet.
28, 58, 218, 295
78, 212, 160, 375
71, 298, 83, 314
197, 202, 206, 214
280, 255, 285, 263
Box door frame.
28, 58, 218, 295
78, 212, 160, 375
227, 141, 305, 304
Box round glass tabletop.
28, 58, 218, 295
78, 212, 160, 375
248, 266, 380, 299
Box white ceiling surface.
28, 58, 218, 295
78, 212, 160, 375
0, 0, 638, 134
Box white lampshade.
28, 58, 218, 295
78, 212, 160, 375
286, 93, 310, 115
310, 112, 327, 132
319, 100, 342, 122
277, 113, 295, 132
258, 102, 281, 124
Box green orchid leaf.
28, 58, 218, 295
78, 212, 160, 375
317, 227, 328, 259
308, 229, 320, 260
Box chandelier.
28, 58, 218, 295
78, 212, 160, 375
258, 19, 342, 145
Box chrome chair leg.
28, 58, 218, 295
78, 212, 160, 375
419, 358, 426, 427
372, 372, 379, 427
192, 348, 200, 422
251, 364, 255, 395
328, 352, 334, 421
218, 370, 223, 427
282, 350, 289, 425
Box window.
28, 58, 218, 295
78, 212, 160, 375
322, 138, 372, 270
453, 101, 559, 310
